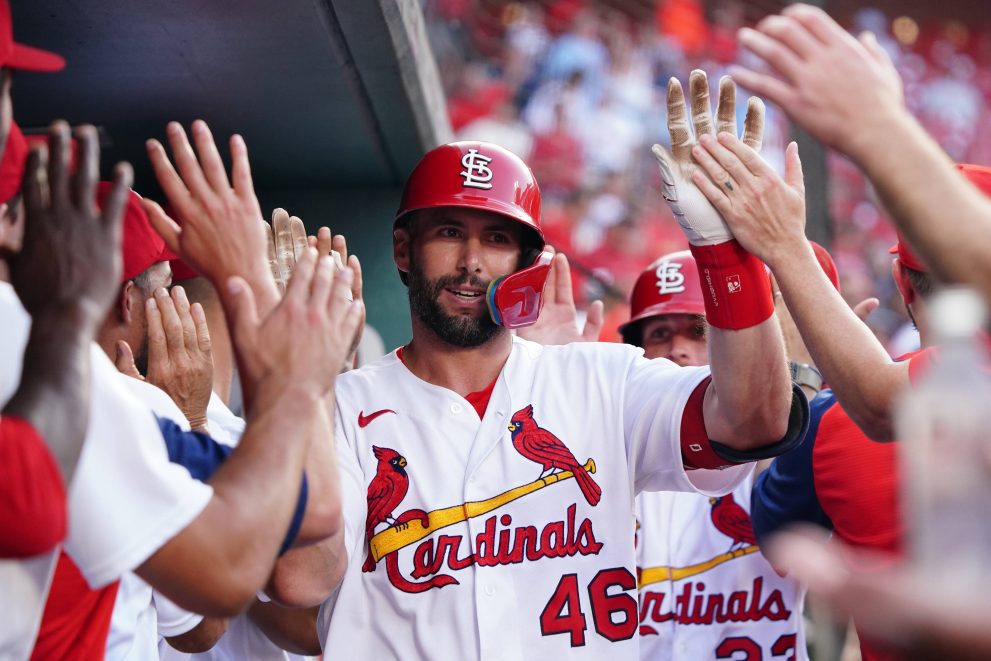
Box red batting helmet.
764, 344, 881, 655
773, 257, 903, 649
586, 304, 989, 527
395, 141, 543, 246
619, 250, 704, 345
395, 141, 552, 329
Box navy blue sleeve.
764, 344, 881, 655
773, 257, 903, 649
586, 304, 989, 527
750, 390, 835, 547
155, 415, 308, 554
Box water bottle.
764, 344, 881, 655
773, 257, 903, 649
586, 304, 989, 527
896, 287, 991, 592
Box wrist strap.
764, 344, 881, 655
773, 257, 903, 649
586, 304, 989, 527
689, 240, 774, 330
789, 361, 823, 393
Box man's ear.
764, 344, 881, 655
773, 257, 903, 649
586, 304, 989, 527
394, 226, 411, 276
118, 281, 135, 324
892, 258, 915, 307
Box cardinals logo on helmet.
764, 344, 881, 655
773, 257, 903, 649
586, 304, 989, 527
460, 148, 494, 189
509, 404, 602, 506
655, 260, 687, 295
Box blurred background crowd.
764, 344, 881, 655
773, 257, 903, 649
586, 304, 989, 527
422, 0, 991, 350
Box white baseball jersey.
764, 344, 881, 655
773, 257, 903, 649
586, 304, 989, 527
318, 337, 751, 660
0, 282, 213, 661
636, 475, 806, 661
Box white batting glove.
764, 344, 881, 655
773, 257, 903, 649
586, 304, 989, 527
653, 71, 765, 246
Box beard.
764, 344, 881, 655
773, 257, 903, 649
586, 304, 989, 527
407, 260, 502, 348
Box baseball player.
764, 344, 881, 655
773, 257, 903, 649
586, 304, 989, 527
619, 251, 807, 661
282, 71, 809, 660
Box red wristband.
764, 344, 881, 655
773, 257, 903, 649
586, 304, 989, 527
689, 240, 774, 330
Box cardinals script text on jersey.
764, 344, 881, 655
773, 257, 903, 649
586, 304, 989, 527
318, 338, 752, 660
636, 476, 806, 660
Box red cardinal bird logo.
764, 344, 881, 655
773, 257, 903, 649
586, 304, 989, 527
363, 446, 410, 572
708, 493, 756, 551
508, 405, 601, 506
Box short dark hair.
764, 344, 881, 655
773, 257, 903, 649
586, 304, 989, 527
903, 264, 934, 298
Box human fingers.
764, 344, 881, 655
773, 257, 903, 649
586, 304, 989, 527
171, 286, 199, 351
726, 64, 797, 112
666, 78, 693, 163
582, 300, 604, 342
229, 134, 255, 199
263, 221, 282, 292
155, 287, 187, 356
715, 76, 737, 138
349, 254, 363, 303
782, 141, 805, 193
225, 276, 259, 351
273, 208, 296, 282
142, 198, 183, 256
72, 124, 99, 213
190, 301, 213, 355
146, 294, 169, 366
692, 137, 741, 195
327, 265, 355, 321
114, 340, 143, 379
853, 297, 879, 322
735, 27, 804, 83
190, 120, 232, 194
781, 3, 852, 46
741, 97, 765, 152
47, 121, 71, 211
756, 14, 820, 59
100, 162, 134, 242
309, 254, 337, 309
688, 70, 715, 140
283, 246, 318, 304
146, 136, 197, 221
165, 122, 216, 207
553, 253, 576, 306
289, 215, 307, 261
330, 231, 346, 263
21, 146, 46, 221
716, 131, 774, 180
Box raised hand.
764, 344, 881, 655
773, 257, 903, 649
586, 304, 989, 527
145, 286, 214, 431
3, 121, 131, 484
265, 208, 307, 294
517, 252, 603, 345
225, 247, 363, 399
690, 133, 807, 268
144, 120, 276, 306
730, 4, 903, 156
10, 122, 131, 326
652, 71, 764, 246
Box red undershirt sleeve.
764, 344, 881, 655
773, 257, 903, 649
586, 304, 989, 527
0, 416, 68, 557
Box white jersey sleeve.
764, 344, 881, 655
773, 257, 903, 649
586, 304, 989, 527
64, 348, 213, 588
0, 282, 213, 590
623, 352, 751, 496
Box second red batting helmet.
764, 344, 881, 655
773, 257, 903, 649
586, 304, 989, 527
619, 250, 704, 344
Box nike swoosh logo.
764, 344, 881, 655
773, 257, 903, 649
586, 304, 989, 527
358, 409, 396, 428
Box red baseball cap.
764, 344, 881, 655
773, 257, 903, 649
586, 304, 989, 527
96, 182, 174, 282
809, 241, 841, 293
888, 163, 991, 273
169, 257, 199, 282
0, 1, 64, 72
0, 118, 25, 203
